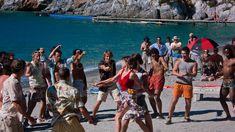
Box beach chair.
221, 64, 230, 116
193, 80, 222, 102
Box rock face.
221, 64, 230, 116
0, 0, 235, 21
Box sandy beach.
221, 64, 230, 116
26, 67, 235, 132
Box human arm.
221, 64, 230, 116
186, 62, 198, 77
8, 82, 36, 125
140, 42, 145, 51
49, 45, 61, 59
25, 62, 32, 77
172, 59, 185, 77
160, 57, 168, 72
12, 101, 36, 125
94, 69, 121, 87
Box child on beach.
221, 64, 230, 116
92, 50, 121, 120
201, 61, 216, 81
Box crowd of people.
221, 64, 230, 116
0, 36, 234, 132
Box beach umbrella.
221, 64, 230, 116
188, 38, 219, 51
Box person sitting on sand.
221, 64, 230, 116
148, 48, 168, 119
25, 51, 48, 122
92, 50, 121, 120
209, 48, 223, 73
46, 68, 85, 132
0, 60, 36, 132
70, 49, 95, 124
201, 50, 211, 67
94, 56, 149, 132
216, 45, 235, 120
201, 61, 216, 81
166, 47, 198, 124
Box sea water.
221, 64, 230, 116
0, 11, 235, 72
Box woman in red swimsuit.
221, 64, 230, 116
94, 56, 149, 132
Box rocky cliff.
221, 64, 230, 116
0, 0, 235, 21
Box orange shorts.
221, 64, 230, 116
173, 83, 193, 99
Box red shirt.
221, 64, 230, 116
118, 69, 134, 91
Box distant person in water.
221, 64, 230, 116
148, 48, 168, 119
92, 50, 121, 120
217, 45, 235, 120
166, 47, 198, 125
140, 36, 151, 71
70, 49, 95, 124
25, 51, 48, 122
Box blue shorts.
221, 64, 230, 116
73, 80, 87, 97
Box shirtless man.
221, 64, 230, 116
140, 36, 151, 71
148, 48, 168, 118
70, 49, 95, 124
166, 47, 197, 124
218, 45, 235, 120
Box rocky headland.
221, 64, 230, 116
0, 0, 235, 21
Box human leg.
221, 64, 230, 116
92, 100, 102, 119
148, 95, 158, 117
219, 86, 230, 119
184, 98, 192, 121
121, 119, 130, 132
144, 113, 153, 132
115, 103, 129, 132
154, 89, 163, 118
39, 98, 46, 120
135, 118, 150, 132
229, 87, 235, 112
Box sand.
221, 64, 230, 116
27, 68, 235, 132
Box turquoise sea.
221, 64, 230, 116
0, 12, 235, 71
